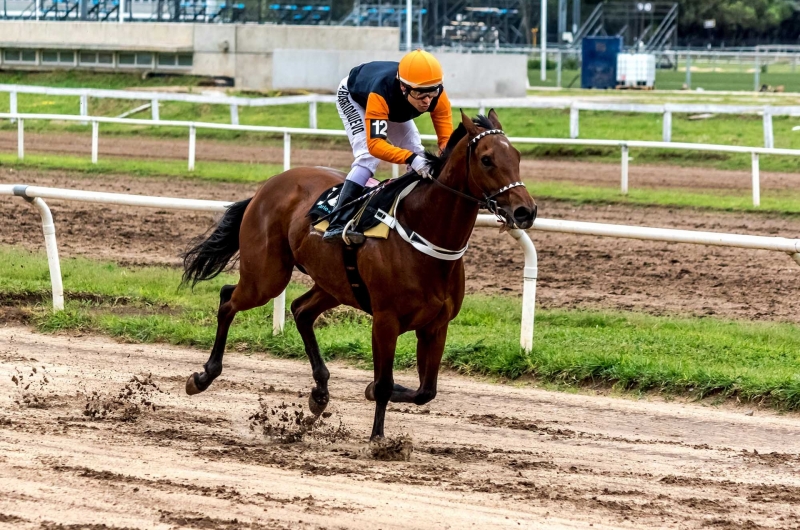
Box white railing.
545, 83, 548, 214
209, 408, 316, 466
3, 185, 799, 353
4, 112, 800, 207
4, 84, 800, 147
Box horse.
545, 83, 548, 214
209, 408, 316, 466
181, 110, 537, 440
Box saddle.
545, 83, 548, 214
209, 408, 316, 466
309, 172, 422, 239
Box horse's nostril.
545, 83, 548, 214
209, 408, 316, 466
532, 204, 538, 221
514, 206, 534, 224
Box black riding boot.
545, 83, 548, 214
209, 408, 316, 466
322, 180, 366, 244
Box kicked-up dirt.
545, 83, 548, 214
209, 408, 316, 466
1, 326, 799, 529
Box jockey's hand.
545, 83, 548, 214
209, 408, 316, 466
410, 155, 433, 179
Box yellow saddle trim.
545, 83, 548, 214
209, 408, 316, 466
313, 192, 402, 240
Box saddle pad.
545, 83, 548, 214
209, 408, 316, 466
309, 173, 421, 239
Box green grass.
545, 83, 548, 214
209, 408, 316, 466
4, 245, 800, 410
528, 64, 800, 92
528, 181, 800, 213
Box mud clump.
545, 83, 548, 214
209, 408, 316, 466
368, 436, 414, 462
83, 374, 164, 422
11, 365, 53, 408
248, 397, 349, 444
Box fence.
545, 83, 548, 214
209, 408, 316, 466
2, 185, 799, 354
4, 83, 800, 147
4, 112, 800, 207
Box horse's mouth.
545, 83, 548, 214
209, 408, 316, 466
499, 205, 537, 230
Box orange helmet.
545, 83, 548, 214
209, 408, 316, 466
398, 49, 443, 89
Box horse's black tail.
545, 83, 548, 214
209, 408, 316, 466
181, 197, 253, 289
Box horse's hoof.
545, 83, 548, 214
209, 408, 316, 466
365, 382, 375, 401
308, 390, 329, 416
185, 373, 202, 396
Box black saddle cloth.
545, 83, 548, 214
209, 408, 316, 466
308, 172, 421, 233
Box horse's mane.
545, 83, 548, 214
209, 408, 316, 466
424, 114, 495, 177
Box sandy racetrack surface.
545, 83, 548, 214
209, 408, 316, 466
1, 326, 799, 529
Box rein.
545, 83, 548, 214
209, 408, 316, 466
427, 129, 525, 222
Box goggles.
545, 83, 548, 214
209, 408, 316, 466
405, 84, 442, 101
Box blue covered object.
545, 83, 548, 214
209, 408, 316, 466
581, 37, 623, 89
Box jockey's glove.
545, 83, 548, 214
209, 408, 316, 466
409, 155, 433, 179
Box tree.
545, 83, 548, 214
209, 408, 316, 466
680, 0, 797, 34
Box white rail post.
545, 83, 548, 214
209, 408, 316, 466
283, 131, 291, 171
621, 144, 629, 195
229, 104, 239, 125
272, 131, 293, 335
91, 120, 99, 164
508, 229, 537, 352
540, 0, 547, 81
33, 197, 65, 311
754, 55, 761, 91
763, 107, 774, 149
9, 91, 17, 124
569, 104, 579, 139
392, 164, 400, 179
151, 99, 160, 121
556, 49, 562, 88
79, 94, 88, 125
188, 125, 196, 171
17, 118, 24, 160
272, 290, 286, 335
478, 102, 486, 116
662, 109, 672, 142
751, 152, 761, 207
309, 100, 318, 129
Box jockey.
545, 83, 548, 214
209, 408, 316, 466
323, 49, 453, 243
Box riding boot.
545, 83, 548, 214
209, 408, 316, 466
322, 180, 366, 244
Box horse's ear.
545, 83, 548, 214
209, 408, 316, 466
460, 109, 479, 137
487, 108, 503, 130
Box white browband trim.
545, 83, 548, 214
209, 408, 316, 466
469, 129, 505, 146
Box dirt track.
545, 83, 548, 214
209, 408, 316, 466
1, 326, 799, 529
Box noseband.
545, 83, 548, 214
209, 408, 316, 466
429, 129, 525, 221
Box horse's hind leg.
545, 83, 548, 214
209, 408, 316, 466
291, 285, 340, 415
186, 284, 238, 395
186, 265, 292, 396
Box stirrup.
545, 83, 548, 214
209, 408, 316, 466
341, 219, 365, 245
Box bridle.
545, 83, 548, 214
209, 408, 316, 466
428, 128, 526, 222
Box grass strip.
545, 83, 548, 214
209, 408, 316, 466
528, 181, 800, 214
3, 246, 800, 410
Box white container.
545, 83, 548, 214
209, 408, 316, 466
617, 53, 656, 88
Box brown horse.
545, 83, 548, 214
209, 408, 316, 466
182, 110, 536, 440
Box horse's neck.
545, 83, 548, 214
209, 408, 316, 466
399, 152, 479, 252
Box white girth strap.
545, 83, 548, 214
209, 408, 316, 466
375, 178, 469, 261
375, 210, 468, 261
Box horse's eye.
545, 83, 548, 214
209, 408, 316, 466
481, 156, 493, 167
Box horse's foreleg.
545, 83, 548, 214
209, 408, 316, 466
186, 284, 237, 395
366, 314, 400, 440
291, 286, 340, 415
388, 324, 448, 405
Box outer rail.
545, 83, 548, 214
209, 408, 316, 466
4, 185, 800, 351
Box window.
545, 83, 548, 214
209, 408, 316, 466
118, 53, 135, 66
43, 50, 73, 64
4, 49, 36, 63
157, 54, 175, 67
136, 53, 153, 66
98, 53, 113, 65
157, 53, 193, 68
80, 52, 97, 64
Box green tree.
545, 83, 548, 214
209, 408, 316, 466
680, 0, 797, 33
